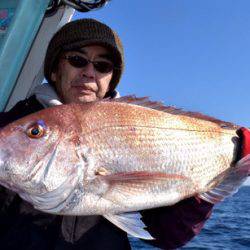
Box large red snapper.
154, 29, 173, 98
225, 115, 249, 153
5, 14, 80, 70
0, 97, 249, 239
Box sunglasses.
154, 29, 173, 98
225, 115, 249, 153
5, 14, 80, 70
62, 55, 114, 73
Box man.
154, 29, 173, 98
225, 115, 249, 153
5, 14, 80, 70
0, 18, 213, 249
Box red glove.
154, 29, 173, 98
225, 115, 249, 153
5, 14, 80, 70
236, 127, 250, 160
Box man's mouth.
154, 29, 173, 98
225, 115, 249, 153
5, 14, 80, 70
72, 85, 94, 95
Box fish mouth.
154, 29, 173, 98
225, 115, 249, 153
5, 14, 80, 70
0, 150, 18, 192
0, 149, 11, 179
0, 158, 4, 170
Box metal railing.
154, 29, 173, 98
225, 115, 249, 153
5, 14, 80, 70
46, 0, 110, 14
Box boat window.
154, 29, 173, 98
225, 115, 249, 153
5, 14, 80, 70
0, 0, 17, 47
0, 0, 51, 111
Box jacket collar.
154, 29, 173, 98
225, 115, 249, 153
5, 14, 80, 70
30, 83, 62, 108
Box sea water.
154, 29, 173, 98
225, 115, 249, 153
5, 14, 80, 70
130, 186, 250, 249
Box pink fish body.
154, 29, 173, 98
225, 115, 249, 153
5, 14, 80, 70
0, 97, 249, 239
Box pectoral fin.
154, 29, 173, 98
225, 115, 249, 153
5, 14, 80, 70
198, 154, 250, 204
97, 170, 191, 199
104, 212, 154, 240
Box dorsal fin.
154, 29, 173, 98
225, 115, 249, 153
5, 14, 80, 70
106, 95, 239, 129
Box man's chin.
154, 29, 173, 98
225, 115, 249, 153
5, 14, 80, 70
77, 95, 97, 103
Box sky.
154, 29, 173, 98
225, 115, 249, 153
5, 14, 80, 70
74, 1, 250, 184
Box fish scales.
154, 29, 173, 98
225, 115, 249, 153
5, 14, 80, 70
0, 99, 240, 216
76, 102, 236, 184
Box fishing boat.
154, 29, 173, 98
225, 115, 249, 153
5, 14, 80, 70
0, 0, 110, 112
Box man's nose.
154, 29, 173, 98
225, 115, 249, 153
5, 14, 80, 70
82, 62, 95, 78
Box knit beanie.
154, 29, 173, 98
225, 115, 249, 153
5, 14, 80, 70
44, 18, 124, 93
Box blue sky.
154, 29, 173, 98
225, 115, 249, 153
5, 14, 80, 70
74, 1, 250, 184
74, 1, 250, 127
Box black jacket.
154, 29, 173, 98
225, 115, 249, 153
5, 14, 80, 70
0, 95, 214, 250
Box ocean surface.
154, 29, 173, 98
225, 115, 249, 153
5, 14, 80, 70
129, 186, 250, 250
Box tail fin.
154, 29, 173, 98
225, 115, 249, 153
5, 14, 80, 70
198, 154, 250, 204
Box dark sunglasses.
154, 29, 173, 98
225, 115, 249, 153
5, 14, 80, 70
62, 55, 114, 73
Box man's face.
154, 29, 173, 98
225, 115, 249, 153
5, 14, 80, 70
51, 45, 114, 104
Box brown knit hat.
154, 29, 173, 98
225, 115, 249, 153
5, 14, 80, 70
44, 18, 124, 93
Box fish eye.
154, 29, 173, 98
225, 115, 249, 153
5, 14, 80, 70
27, 123, 45, 139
